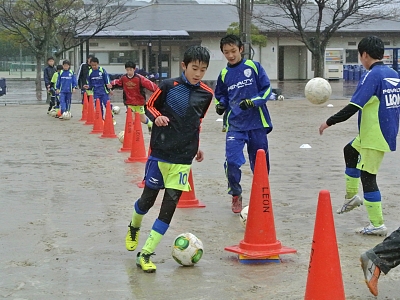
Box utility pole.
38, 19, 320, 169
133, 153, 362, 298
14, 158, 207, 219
238, 0, 253, 59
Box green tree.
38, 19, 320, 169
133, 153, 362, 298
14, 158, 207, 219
0, 0, 130, 99
253, 0, 400, 77
227, 22, 267, 49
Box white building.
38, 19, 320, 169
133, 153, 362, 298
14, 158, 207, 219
73, 2, 400, 82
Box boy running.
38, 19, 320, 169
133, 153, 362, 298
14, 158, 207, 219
125, 46, 213, 273
319, 36, 400, 236
214, 34, 273, 213
111, 61, 157, 133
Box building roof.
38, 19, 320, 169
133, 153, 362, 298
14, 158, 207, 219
78, 3, 400, 38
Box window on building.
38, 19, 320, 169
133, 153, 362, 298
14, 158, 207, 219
109, 50, 139, 64
345, 49, 358, 64
89, 52, 109, 64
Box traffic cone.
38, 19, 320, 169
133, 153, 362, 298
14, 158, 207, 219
118, 107, 133, 152
79, 92, 88, 121
100, 100, 117, 139
90, 99, 104, 134
125, 112, 147, 163
225, 149, 297, 260
177, 169, 205, 208
84, 95, 95, 125
304, 190, 345, 300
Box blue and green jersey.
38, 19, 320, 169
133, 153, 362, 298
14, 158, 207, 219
350, 63, 400, 152
214, 59, 272, 132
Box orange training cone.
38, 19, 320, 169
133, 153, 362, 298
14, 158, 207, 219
79, 92, 88, 121
90, 99, 104, 134
125, 112, 147, 163
225, 149, 297, 259
118, 106, 133, 152
304, 190, 345, 300
84, 95, 95, 125
100, 100, 117, 139
177, 169, 205, 208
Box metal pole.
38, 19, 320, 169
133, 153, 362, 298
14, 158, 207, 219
19, 43, 22, 79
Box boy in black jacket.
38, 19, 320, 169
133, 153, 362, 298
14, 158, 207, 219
124, 46, 213, 273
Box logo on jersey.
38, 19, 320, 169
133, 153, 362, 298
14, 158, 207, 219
227, 78, 254, 91
244, 69, 252, 78
383, 78, 400, 108
383, 78, 400, 87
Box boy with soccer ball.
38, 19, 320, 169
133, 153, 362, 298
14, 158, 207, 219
55, 60, 78, 119
124, 46, 213, 273
319, 36, 400, 236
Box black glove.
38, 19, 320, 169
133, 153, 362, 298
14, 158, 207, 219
239, 99, 254, 110
215, 103, 226, 115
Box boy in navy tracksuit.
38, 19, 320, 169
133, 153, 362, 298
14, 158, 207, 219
83, 57, 113, 119
214, 34, 273, 213
56, 60, 78, 119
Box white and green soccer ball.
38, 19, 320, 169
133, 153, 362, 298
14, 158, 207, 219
171, 232, 203, 266
239, 205, 249, 228
304, 77, 332, 105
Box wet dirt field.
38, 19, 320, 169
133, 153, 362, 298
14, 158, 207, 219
1, 91, 399, 299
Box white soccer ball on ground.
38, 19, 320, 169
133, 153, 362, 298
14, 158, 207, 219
304, 77, 332, 105
49, 108, 57, 117
62, 111, 72, 120
171, 232, 204, 266
239, 205, 249, 228
117, 130, 124, 143
277, 95, 284, 101
112, 105, 121, 114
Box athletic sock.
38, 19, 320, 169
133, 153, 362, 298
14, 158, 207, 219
345, 168, 360, 198
142, 219, 169, 254
363, 191, 383, 227
131, 200, 147, 228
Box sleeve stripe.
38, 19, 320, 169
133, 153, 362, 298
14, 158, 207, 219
147, 89, 162, 117
200, 82, 214, 95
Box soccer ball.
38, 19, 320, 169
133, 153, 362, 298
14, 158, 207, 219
49, 108, 57, 117
117, 130, 124, 143
62, 111, 72, 120
171, 233, 204, 266
304, 77, 332, 105
239, 205, 249, 228
112, 105, 121, 114
277, 95, 284, 101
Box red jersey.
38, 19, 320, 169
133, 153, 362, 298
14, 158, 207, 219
111, 74, 157, 106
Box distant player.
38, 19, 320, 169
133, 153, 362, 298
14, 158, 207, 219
111, 61, 157, 133
48, 64, 63, 113
55, 60, 78, 119
124, 46, 213, 273
319, 36, 400, 236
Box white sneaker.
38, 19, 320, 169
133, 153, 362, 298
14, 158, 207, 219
356, 223, 388, 236
336, 195, 362, 214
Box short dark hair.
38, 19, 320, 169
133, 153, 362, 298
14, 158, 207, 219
91, 57, 99, 64
47, 57, 54, 62
62, 60, 70, 66
183, 46, 210, 67
220, 34, 243, 52
56, 65, 63, 71
125, 61, 136, 69
358, 36, 384, 60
